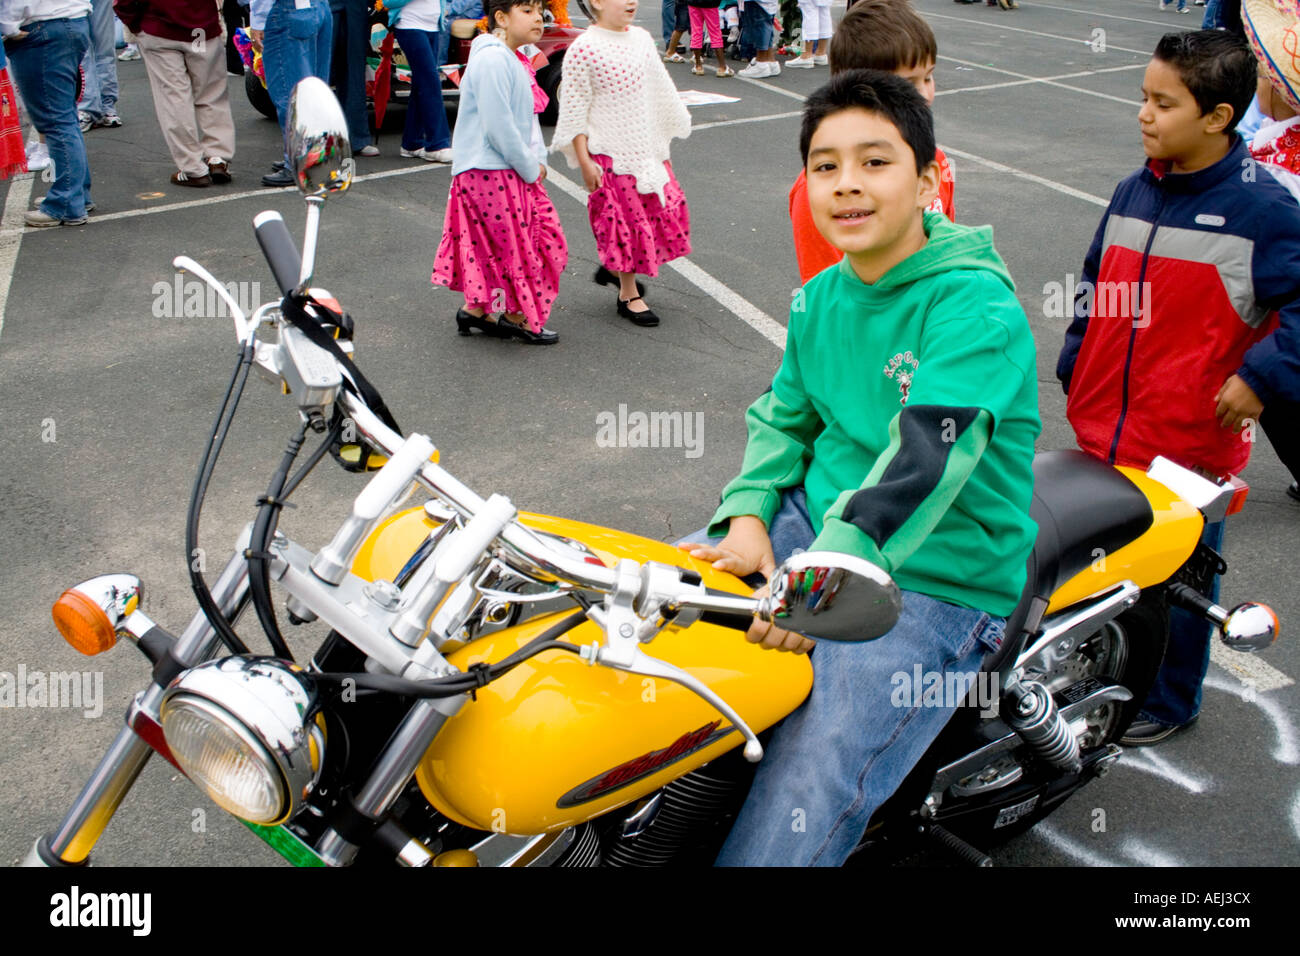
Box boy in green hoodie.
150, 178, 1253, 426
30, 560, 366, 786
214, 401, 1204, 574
681, 70, 1041, 866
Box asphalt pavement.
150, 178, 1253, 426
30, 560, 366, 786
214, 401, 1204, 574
0, 0, 1296, 868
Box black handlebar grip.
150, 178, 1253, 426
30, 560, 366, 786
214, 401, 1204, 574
253, 210, 303, 296
700, 609, 758, 633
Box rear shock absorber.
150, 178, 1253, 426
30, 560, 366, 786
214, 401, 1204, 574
1002, 674, 1081, 774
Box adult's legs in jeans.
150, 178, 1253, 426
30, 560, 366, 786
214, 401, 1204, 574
662, 0, 677, 48
7, 18, 93, 219
1135, 519, 1224, 728
263, 0, 333, 164
331, 0, 371, 149
77, 0, 119, 119
392, 28, 450, 152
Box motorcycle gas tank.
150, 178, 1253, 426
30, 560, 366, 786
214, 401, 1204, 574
351, 508, 813, 834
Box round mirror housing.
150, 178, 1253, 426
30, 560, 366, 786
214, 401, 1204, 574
287, 76, 354, 199
763, 550, 902, 642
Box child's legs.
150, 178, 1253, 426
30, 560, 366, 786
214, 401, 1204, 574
688, 6, 705, 52
796, 0, 818, 42
1137, 519, 1223, 727
814, 4, 832, 47
715, 590, 1000, 866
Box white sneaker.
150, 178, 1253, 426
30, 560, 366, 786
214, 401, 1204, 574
400, 147, 438, 162
813, 54, 828, 66
427, 148, 453, 163
767, 60, 781, 76
786, 56, 815, 69
738, 61, 772, 78
117, 43, 140, 61
25, 141, 50, 172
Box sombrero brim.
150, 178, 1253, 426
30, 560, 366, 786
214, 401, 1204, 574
1243, 0, 1300, 114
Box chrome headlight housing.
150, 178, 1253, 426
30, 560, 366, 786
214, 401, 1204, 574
160, 657, 325, 826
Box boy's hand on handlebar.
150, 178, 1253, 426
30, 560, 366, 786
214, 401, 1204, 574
1215, 374, 1263, 433
678, 515, 776, 580
747, 584, 815, 655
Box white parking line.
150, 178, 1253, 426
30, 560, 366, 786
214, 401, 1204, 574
1024, 0, 1184, 28
544, 165, 789, 349
935, 62, 1146, 98
693, 111, 803, 131
938, 145, 1110, 206
1209, 640, 1296, 693
925, 10, 1154, 56
940, 54, 1142, 106
0, 176, 32, 344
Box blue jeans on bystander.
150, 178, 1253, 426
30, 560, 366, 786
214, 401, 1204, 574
331, 0, 372, 150
678, 488, 1006, 866
392, 27, 452, 153
77, 0, 119, 121
263, 0, 333, 163
5, 16, 94, 221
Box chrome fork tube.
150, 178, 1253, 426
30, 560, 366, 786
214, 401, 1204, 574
43, 539, 253, 864
315, 697, 460, 866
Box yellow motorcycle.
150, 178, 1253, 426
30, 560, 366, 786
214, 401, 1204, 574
23, 80, 1281, 868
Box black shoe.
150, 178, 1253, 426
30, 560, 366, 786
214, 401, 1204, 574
1120, 713, 1199, 747
497, 317, 558, 344
617, 295, 660, 327
594, 265, 645, 298
455, 307, 508, 337
1288, 481, 1300, 503
262, 167, 295, 187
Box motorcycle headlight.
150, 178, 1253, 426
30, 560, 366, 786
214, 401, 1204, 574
160, 657, 325, 826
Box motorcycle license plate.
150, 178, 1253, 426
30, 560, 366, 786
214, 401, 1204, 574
993, 795, 1039, 829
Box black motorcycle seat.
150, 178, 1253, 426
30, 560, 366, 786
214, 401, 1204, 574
984, 450, 1154, 673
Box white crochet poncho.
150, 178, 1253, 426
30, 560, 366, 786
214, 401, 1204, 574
550, 24, 692, 202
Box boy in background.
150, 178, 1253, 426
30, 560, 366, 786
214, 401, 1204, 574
682, 70, 1040, 866
1057, 30, 1300, 744
790, 0, 955, 283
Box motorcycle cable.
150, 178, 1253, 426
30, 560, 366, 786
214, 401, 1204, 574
245, 421, 311, 662
185, 343, 256, 657
315, 610, 587, 700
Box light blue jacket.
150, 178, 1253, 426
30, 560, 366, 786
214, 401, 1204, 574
450, 33, 544, 183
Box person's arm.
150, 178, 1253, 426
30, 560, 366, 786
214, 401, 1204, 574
812, 284, 1032, 576
1057, 206, 1108, 394
1223, 204, 1300, 427
476, 48, 543, 182
249, 0, 272, 32
549, 38, 593, 171
707, 321, 822, 537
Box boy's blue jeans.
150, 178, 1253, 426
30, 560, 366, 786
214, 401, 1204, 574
1136, 519, 1224, 727
679, 488, 1006, 866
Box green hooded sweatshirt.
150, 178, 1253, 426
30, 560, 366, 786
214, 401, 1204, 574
709, 211, 1041, 617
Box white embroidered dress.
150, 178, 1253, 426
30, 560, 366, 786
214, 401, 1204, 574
550, 24, 691, 201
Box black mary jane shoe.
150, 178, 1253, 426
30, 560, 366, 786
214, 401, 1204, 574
617, 294, 660, 327
498, 317, 558, 344
594, 265, 646, 298
455, 307, 507, 337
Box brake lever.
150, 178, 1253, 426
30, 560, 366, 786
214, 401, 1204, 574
581, 559, 764, 762
583, 643, 765, 763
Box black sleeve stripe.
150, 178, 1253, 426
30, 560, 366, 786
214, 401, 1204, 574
841, 404, 981, 548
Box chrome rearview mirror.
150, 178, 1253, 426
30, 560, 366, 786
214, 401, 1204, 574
287, 76, 354, 199
762, 551, 902, 642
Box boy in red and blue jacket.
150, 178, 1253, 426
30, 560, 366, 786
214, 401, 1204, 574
1058, 30, 1300, 744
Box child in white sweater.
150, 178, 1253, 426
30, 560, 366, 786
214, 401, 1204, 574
550, 0, 693, 327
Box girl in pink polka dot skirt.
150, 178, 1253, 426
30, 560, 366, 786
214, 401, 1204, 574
431, 0, 568, 344
551, 0, 693, 327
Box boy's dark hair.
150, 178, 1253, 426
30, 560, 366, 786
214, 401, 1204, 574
800, 69, 937, 175
486, 0, 538, 28
1152, 30, 1257, 133
828, 0, 937, 75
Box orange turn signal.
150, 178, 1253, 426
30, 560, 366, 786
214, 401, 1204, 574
52, 589, 118, 656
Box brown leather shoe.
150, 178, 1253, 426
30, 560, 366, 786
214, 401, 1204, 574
171, 170, 212, 187
206, 159, 232, 184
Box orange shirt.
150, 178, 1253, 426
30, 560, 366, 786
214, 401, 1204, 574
789, 147, 955, 284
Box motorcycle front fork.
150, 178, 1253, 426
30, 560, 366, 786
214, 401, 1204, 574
27, 535, 254, 867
